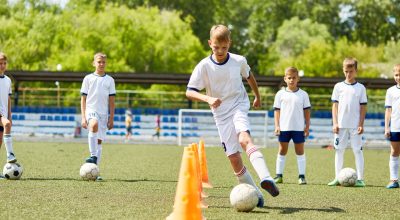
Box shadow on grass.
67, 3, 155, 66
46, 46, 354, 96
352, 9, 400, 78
267, 206, 345, 214
23, 177, 81, 181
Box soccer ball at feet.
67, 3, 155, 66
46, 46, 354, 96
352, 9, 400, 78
338, 167, 357, 187
229, 183, 259, 212
80, 163, 99, 181
3, 162, 23, 180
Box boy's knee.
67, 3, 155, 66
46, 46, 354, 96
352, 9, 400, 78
3, 121, 11, 130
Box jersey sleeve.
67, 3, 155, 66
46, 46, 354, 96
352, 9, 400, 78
109, 77, 116, 96
360, 85, 367, 105
240, 57, 251, 79
187, 62, 206, 91
303, 91, 311, 109
80, 76, 89, 96
331, 84, 339, 102
385, 88, 392, 108
273, 91, 282, 110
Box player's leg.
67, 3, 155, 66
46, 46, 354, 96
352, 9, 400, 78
328, 129, 348, 186
387, 133, 400, 188
294, 131, 306, 185
1, 117, 16, 163
0, 127, 4, 179
85, 112, 99, 164
275, 134, 289, 183
350, 129, 365, 187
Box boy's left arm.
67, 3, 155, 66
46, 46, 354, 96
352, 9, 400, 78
245, 73, 261, 108
304, 108, 311, 137
108, 96, 115, 130
7, 96, 12, 123
358, 105, 367, 134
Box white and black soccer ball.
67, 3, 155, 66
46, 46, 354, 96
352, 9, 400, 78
79, 163, 99, 181
229, 183, 259, 212
338, 167, 357, 187
3, 162, 23, 180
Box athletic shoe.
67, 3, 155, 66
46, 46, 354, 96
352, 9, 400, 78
328, 179, 340, 186
0, 175, 5, 180
7, 153, 17, 163
386, 180, 399, 189
260, 178, 280, 197
96, 176, 103, 182
298, 177, 307, 185
355, 180, 366, 187
274, 176, 283, 184
85, 156, 97, 164
256, 195, 264, 207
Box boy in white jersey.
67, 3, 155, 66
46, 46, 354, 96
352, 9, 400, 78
81, 53, 116, 181
385, 64, 400, 189
186, 25, 279, 207
328, 58, 367, 187
0, 52, 17, 169
273, 67, 311, 185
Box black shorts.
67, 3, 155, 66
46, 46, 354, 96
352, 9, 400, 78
0, 126, 3, 132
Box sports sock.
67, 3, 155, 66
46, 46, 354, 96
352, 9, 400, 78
353, 147, 364, 180
3, 134, 14, 156
235, 166, 263, 196
335, 148, 345, 179
246, 145, 271, 180
276, 154, 286, 175
88, 131, 98, 157
389, 156, 399, 181
96, 143, 102, 166
297, 154, 306, 176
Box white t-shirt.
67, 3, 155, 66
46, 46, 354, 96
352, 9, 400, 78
0, 75, 12, 119
331, 81, 367, 128
273, 88, 311, 131
385, 85, 400, 132
81, 73, 116, 115
187, 53, 251, 121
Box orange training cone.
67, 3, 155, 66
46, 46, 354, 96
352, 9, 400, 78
191, 143, 209, 208
166, 146, 204, 220
198, 140, 213, 188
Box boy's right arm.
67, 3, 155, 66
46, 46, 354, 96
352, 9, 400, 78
81, 96, 87, 129
332, 102, 339, 134
186, 89, 221, 109
385, 108, 391, 138
274, 110, 280, 136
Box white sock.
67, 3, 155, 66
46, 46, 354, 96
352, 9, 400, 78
335, 148, 345, 178
389, 156, 399, 181
353, 148, 364, 180
235, 166, 263, 197
276, 154, 286, 175
96, 144, 102, 166
88, 131, 98, 157
246, 146, 271, 180
297, 154, 306, 176
3, 134, 14, 156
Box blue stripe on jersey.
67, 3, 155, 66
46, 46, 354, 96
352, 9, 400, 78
331, 99, 338, 103
209, 53, 230, 65
81, 92, 87, 96
274, 107, 280, 110
385, 105, 392, 108
187, 87, 200, 92
360, 102, 367, 105
304, 106, 311, 110
0, 75, 4, 78
109, 94, 116, 96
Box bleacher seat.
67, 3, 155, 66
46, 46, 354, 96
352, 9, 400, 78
40, 115, 46, 120
47, 115, 53, 121
61, 116, 68, 121
134, 116, 141, 122
12, 115, 18, 120
170, 117, 177, 122
162, 117, 169, 122
68, 116, 75, 121
114, 115, 120, 121
55, 115, 61, 121
18, 115, 25, 120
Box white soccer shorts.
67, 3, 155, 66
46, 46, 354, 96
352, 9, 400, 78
216, 109, 251, 156
333, 128, 364, 150
86, 110, 108, 141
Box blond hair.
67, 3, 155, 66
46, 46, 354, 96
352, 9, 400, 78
210, 25, 231, 42
393, 64, 400, 72
285, 67, 299, 76
343, 57, 358, 70
93, 52, 106, 60
0, 52, 7, 61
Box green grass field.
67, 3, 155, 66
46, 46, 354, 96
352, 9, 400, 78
0, 141, 399, 219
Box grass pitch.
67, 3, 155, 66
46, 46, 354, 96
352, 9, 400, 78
0, 141, 399, 219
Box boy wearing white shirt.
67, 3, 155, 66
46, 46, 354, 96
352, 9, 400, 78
328, 58, 367, 187
385, 64, 400, 189
81, 53, 116, 181
186, 25, 279, 208
273, 67, 311, 185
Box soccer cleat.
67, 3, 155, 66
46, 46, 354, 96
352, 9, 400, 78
256, 195, 264, 207
0, 175, 5, 180
274, 175, 283, 184
260, 178, 280, 197
7, 153, 17, 163
96, 176, 103, 182
386, 181, 399, 189
355, 180, 366, 187
85, 156, 98, 164
328, 179, 340, 186
298, 177, 307, 185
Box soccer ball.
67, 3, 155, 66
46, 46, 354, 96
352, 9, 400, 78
3, 162, 23, 180
338, 167, 357, 187
79, 163, 99, 181
229, 183, 259, 212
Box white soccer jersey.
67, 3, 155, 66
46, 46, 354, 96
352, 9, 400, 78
187, 53, 251, 121
331, 81, 367, 128
273, 88, 311, 131
385, 85, 400, 132
81, 73, 116, 115
0, 75, 12, 119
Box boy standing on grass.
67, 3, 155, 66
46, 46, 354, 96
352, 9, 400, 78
328, 57, 367, 187
384, 64, 400, 189
186, 24, 279, 207
273, 67, 311, 185
0, 52, 17, 169
81, 52, 116, 181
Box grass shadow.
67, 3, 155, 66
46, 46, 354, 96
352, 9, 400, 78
267, 206, 345, 214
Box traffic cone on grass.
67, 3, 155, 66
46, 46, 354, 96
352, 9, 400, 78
191, 143, 209, 208
198, 140, 213, 188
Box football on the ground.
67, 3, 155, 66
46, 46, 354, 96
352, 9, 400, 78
80, 163, 99, 181
338, 167, 357, 187
3, 162, 23, 180
229, 183, 259, 212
